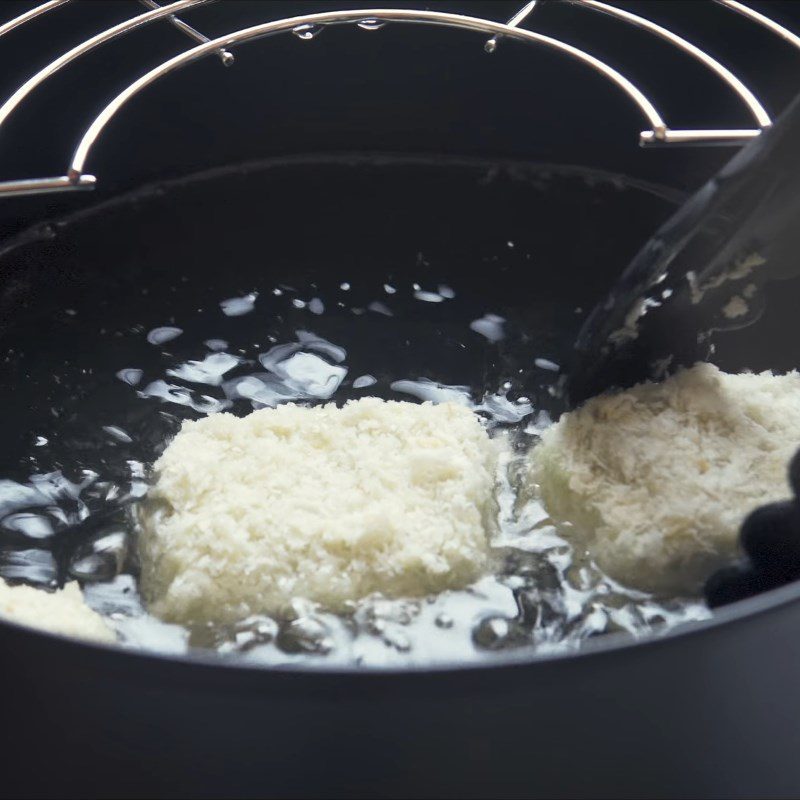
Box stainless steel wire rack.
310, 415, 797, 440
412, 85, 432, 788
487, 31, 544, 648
0, 0, 797, 198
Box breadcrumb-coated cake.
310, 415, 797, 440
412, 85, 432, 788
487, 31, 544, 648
0, 580, 115, 643
139, 398, 499, 623
532, 364, 800, 593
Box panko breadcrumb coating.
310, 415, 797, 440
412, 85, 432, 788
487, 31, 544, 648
532, 364, 800, 593
139, 398, 499, 623
0, 580, 115, 643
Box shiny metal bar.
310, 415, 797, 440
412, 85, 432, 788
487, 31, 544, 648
0, 0, 68, 39
715, 0, 800, 51
0, 0, 209, 131
66, 7, 667, 183
567, 0, 772, 129
485, 0, 539, 53
0, 174, 95, 195
0, 3, 776, 197
139, 0, 233, 65
640, 128, 762, 146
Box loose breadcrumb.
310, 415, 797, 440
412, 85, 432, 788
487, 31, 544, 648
139, 399, 499, 623
0, 580, 115, 643
532, 363, 800, 594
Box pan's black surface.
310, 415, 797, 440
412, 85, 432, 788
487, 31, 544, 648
4, 554, 800, 800
0, 155, 799, 800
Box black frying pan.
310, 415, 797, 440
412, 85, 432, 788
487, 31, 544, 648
2, 2, 800, 798
0, 153, 799, 800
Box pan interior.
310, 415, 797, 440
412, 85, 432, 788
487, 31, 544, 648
2, 154, 791, 667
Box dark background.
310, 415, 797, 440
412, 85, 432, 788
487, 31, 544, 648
0, 0, 798, 235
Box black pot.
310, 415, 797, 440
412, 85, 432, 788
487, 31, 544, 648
2, 2, 800, 798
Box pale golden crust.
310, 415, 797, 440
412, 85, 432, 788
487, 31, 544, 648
140, 399, 499, 623
533, 364, 800, 594
0, 581, 115, 643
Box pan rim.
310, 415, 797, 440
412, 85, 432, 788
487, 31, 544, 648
2, 152, 776, 677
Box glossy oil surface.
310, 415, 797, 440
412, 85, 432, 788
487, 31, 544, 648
2, 155, 772, 665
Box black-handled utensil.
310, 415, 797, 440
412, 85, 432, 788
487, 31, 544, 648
565, 92, 800, 407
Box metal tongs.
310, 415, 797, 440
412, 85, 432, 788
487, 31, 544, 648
565, 92, 800, 406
